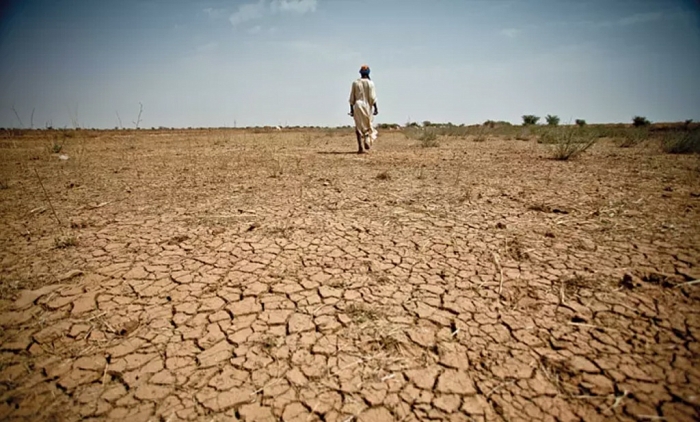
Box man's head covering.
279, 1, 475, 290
359, 65, 370, 77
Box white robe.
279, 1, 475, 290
349, 78, 378, 143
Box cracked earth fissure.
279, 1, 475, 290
1, 131, 699, 421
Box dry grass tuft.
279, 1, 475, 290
662, 129, 700, 154
346, 303, 384, 323
540, 127, 597, 160
617, 128, 649, 148
47, 135, 64, 154
375, 171, 391, 181
369, 332, 403, 354
505, 237, 529, 261
528, 203, 551, 212
403, 127, 440, 147
54, 235, 77, 249
259, 335, 279, 351
473, 129, 488, 142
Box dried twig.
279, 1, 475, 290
492, 252, 504, 297
89, 201, 113, 209
675, 279, 699, 288
102, 360, 110, 386
133, 102, 143, 129
33, 168, 62, 228
559, 280, 566, 305
11, 105, 24, 127
486, 380, 515, 398
607, 390, 629, 411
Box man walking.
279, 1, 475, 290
349, 65, 378, 154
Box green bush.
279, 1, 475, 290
48, 135, 63, 154
545, 115, 560, 126
618, 127, 650, 148
632, 116, 650, 127
522, 115, 540, 126
662, 129, 700, 154
575, 119, 587, 127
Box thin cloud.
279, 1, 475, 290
500, 28, 520, 38
203, 7, 226, 19
617, 12, 663, 26
271, 0, 317, 14
248, 25, 262, 34
229, 0, 318, 27
196, 42, 219, 53
229, 0, 267, 26
579, 11, 666, 29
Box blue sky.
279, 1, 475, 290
1, 0, 699, 128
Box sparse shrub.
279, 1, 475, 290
422, 121, 432, 127
346, 303, 383, 323
541, 127, 597, 160
545, 115, 560, 126
259, 335, 278, 351
268, 159, 284, 178
483, 120, 496, 128
375, 171, 391, 181
522, 115, 540, 126
632, 116, 650, 127
60, 129, 76, 138
515, 128, 531, 141
419, 129, 439, 147
54, 235, 77, 249
662, 129, 700, 154
618, 128, 649, 148
0, 179, 8, 190
437, 125, 470, 138
591, 126, 618, 139
473, 129, 487, 142
575, 119, 587, 127
404, 126, 439, 147
48, 137, 63, 154
684, 119, 693, 130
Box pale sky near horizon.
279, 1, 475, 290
1, 0, 699, 129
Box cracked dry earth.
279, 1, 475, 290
0, 129, 699, 422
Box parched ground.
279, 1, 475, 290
0, 129, 699, 422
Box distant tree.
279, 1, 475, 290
483, 120, 496, 128
522, 115, 540, 126
422, 121, 432, 127
684, 119, 693, 130
575, 119, 587, 127
632, 116, 650, 127
545, 115, 560, 126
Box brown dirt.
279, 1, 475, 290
0, 129, 699, 421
